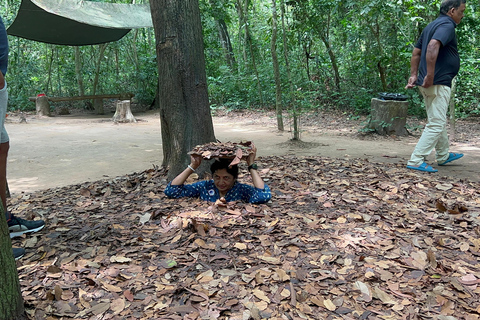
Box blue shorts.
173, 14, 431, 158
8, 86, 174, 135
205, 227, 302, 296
0, 80, 9, 144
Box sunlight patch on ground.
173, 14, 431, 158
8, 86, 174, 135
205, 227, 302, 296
8, 177, 40, 194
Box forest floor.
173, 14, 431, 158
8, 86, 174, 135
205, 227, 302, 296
5, 106, 480, 319
5, 106, 480, 195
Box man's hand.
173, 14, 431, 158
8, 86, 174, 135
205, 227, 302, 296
405, 75, 417, 89
421, 74, 434, 88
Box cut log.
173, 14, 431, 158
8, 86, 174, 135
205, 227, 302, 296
366, 98, 408, 136
112, 100, 136, 123
35, 95, 51, 116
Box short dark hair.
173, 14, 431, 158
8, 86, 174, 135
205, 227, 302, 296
440, 0, 466, 15
210, 158, 239, 179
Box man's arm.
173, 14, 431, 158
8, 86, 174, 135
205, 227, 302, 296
0, 71, 4, 90
405, 47, 422, 89
422, 39, 441, 88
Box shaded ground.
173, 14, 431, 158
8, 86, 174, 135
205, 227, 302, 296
6, 108, 480, 319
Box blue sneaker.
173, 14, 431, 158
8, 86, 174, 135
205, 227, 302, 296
8, 213, 45, 238
13, 247, 25, 260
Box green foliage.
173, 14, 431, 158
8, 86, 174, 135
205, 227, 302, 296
1, 0, 479, 119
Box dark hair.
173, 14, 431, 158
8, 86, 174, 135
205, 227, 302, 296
210, 158, 239, 179
440, 0, 466, 15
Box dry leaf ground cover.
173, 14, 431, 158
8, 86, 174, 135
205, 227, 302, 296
10, 153, 480, 320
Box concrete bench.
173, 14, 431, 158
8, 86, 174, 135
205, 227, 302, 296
29, 93, 135, 117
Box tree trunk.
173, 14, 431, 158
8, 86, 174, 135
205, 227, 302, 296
0, 206, 26, 320
216, 19, 236, 71
237, 0, 264, 105
271, 0, 283, 131
280, 0, 299, 140
150, 0, 216, 180
92, 44, 107, 115
208, 0, 237, 71
45, 45, 54, 95
74, 47, 85, 97
369, 22, 387, 92
319, 34, 340, 91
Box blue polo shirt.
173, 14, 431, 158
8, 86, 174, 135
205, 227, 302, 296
415, 14, 459, 87
0, 17, 8, 75
164, 180, 272, 204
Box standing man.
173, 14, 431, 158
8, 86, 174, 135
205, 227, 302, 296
405, 0, 466, 173
1, 16, 45, 260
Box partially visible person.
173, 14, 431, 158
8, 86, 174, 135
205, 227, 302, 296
164, 143, 271, 204
405, 0, 466, 173
1, 16, 45, 260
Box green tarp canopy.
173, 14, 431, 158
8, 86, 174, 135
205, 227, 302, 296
7, 0, 153, 46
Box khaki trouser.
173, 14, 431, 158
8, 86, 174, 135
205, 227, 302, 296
407, 85, 451, 166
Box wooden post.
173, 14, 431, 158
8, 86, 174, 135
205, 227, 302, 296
35, 95, 51, 116
366, 98, 408, 136
112, 100, 136, 123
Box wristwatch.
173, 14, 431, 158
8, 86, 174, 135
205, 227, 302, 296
248, 163, 258, 171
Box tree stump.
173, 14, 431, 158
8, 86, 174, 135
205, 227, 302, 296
112, 100, 136, 123
93, 98, 104, 115
366, 98, 408, 136
35, 95, 51, 116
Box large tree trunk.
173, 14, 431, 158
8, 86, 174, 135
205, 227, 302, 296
0, 206, 26, 320
150, 0, 216, 180
271, 0, 283, 131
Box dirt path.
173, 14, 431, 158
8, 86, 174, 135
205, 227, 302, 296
5, 110, 479, 195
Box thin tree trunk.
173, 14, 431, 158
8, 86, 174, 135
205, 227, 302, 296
319, 34, 340, 91
216, 19, 236, 71
45, 45, 54, 95
280, 0, 299, 140
237, 0, 264, 105
131, 29, 140, 88
271, 0, 283, 131
74, 47, 85, 96
369, 22, 387, 92
92, 44, 107, 97
150, 0, 216, 180
0, 206, 26, 320
92, 44, 107, 114
236, 0, 248, 63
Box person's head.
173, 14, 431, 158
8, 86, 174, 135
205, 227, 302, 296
210, 159, 238, 194
440, 0, 466, 24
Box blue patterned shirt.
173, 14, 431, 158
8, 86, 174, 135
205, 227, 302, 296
164, 180, 271, 204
